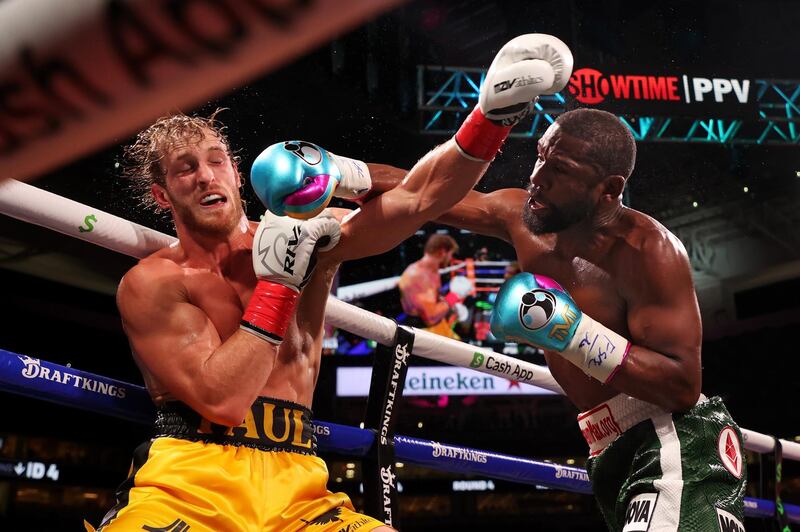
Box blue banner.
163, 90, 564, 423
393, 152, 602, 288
0, 348, 154, 424
1, 348, 797, 523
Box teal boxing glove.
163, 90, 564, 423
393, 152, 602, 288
490, 273, 631, 383
250, 140, 371, 219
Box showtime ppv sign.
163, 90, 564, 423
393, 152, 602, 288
567, 67, 756, 118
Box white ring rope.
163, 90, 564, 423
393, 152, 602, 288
326, 296, 562, 393
471, 261, 513, 267
337, 275, 403, 302
0, 179, 175, 258
335, 260, 509, 301
439, 262, 466, 274
336, 261, 508, 301
1, 179, 798, 460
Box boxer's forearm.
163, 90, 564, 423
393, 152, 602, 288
607, 344, 701, 412
362, 165, 511, 240
398, 140, 489, 219
420, 300, 451, 325
192, 331, 279, 425
324, 142, 488, 262
362, 163, 406, 200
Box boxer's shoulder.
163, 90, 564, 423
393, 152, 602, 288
490, 187, 529, 209
616, 208, 684, 259
120, 253, 192, 304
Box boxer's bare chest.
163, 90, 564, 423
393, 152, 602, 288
404, 264, 441, 293
511, 230, 627, 325
183, 268, 253, 341
510, 229, 630, 409
181, 265, 331, 352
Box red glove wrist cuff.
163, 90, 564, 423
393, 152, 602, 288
454, 106, 513, 162
240, 281, 299, 344
444, 292, 462, 307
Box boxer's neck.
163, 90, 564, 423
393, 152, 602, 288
554, 202, 626, 260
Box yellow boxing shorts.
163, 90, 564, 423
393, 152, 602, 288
404, 315, 460, 340
90, 397, 385, 532
424, 318, 460, 340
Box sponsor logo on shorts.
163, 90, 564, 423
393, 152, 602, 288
197, 400, 314, 451
716, 507, 745, 532
301, 507, 343, 526
577, 404, 622, 456
141, 518, 190, 531
335, 516, 372, 532
17, 355, 127, 399
717, 426, 743, 479
431, 441, 488, 463
622, 493, 658, 532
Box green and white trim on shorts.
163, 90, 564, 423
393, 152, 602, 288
579, 394, 747, 532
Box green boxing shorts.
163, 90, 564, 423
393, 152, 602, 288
579, 394, 747, 532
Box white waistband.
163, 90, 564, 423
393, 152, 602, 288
577, 393, 707, 457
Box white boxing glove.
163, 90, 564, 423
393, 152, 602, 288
480, 33, 574, 124
453, 302, 470, 323
251, 209, 340, 291
455, 33, 574, 162
445, 275, 475, 307
240, 210, 340, 344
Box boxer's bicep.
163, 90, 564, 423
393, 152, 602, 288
625, 233, 701, 365
326, 142, 492, 262
118, 263, 222, 403
627, 294, 701, 364
360, 163, 513, 241
436, 188, 524, 241
323, 187, 425, 261
609, 234, 703, 409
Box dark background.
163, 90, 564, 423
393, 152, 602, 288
1, 0, 800, 530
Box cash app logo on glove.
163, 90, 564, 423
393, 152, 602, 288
256, 223, 301, 276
